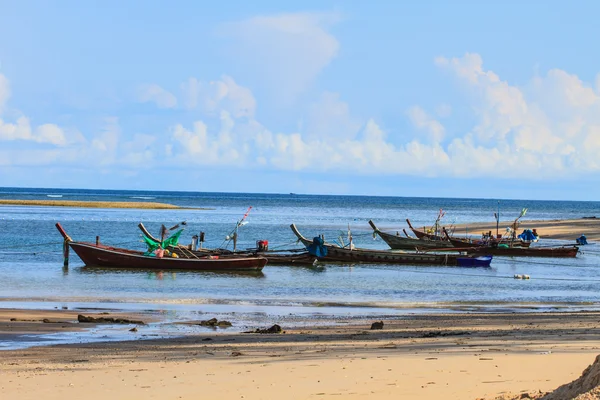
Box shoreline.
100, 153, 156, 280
2, 308, 600, 399
0, 199, 209, 210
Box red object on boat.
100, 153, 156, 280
256, 240, 269, 251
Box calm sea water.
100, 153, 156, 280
1, 187, 600, 314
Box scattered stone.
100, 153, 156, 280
198, 318, 232, 328
199, 318, 219, 327
129, 327, 138, 332
371, 321, 384, 330
231, 351, 243, 357
77, 314, 145, 325
10, 318, 16, 321
42, 319, 51, 323
243, 324, 282, 334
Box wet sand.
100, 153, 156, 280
2, 309, 600, 399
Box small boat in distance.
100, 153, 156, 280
55, 223, 267, 271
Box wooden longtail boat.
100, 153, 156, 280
56, 223, 267, 271
138, 223, 317, 265
442, 228, 531, 249
290, 224, 486, 266
441, 229, 578, 258
406, 219, 447, 241
369, 220, 447, 250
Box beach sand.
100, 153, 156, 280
2, 309, 600, 399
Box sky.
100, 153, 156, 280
1, 1, 600, 200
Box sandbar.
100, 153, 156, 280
2, 308, 600, 399
0, 199, 202, 210
451, 218, 600, 241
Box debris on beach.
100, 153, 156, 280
514, 274, 531, 280
77, 314, 145, 325
243, 324, 283, 334
370, 321, 384, 330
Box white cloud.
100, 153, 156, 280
222, 12, 340, 103
91, 117, 120, 165
0, 116, 67, 146
181, 75, 256, 118
407, 106, 445, 143
7, 52, 600, 183
137, 84, 177, 108
304, 92, 361, 140
163, 53, 600, 180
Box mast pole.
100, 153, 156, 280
496, 200, 500, 238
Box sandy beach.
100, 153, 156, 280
2, 309, 600, 399
448, 218, 600, 241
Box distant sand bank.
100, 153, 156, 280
0, 199, 201, 210
453, 218, 600, 241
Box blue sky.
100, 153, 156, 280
1, 1, 600, 200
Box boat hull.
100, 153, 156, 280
369, 220, 447, 250
441, 230, 575, 257
70, 242, 267, 271
467, 246, 578, 258
456, 255, 492, 267
320, 246, 462, 265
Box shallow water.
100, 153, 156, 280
1, 187, 600, 314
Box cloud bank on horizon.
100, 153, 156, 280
1, 3, 599, 197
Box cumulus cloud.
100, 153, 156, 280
0, 116, 68, 146
407, 106, 445, 143
181, 75, 256, 118
137, 83, 177, 108
0, 73, 71, 147
436, 52, 600, 176
163, 53, 600, 179
221, 12, 340, 103
7, 52, 600, 183
304, 91, 361, 140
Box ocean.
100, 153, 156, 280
1, 187, 599, 342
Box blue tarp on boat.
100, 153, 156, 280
518, 229, 538, 241
576, 234, 588, 245
306, 236, 328, 257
